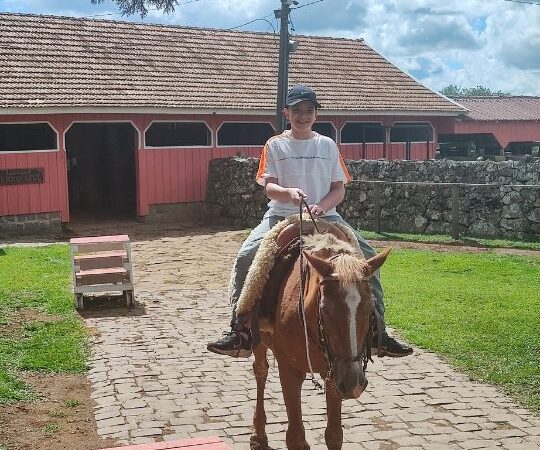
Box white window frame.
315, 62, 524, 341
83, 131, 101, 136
0, 121, 59, 154
216, 121, 275, 147
390, 122, 435, 144
143, 120, 213, 149
312, 121, 338, 141
64, 120, 141, 150
339, 121, 385, 145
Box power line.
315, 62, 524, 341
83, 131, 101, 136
502, 0, 540, 4
291, 0, 327, 10
177, 0, 206, 5
227, 12, 276, 31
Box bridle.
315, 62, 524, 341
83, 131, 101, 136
297, 198, 375, 392
317, 270, 372, 380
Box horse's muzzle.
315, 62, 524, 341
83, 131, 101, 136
351, 377, 368, 398
336, 364, 368, 399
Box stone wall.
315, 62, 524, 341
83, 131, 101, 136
347, 158, 539, 185
0, 212, 62, 235
205, 158, 540, 241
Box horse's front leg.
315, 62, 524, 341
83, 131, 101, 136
325, 379, 343, 450
278, 360, 310, 450
251, 344, 271, 450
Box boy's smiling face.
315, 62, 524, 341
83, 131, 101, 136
284, 101, 318, 135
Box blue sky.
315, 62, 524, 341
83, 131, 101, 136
2, 0, 540, 95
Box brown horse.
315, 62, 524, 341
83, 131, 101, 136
250, 230, 390, 450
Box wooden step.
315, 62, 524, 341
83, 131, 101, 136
74, 251, 127, 270
70, 235, 129, 244
71, 235, 131, 253
75, 267, 128, 286
100, 436, 232, 450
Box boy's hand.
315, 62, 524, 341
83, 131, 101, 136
305, 204, 326, 217
288, 188, 307, 206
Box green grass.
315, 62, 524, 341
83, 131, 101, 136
64, 398, 80, 408
42, 422, 60, 436
0, 245, 74, 314
361, 230, 540, 250
381, 249, 540, 413
0, 245, 87, 404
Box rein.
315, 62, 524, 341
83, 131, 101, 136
297, 199, 374, 393
298, 197, 323, 392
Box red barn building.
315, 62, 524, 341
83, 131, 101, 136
0, 13, 465, 231
438, 96, 540, 159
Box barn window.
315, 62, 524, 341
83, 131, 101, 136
341, 123, 385, 144
145, 122, 211, 147
390, 123, 433, 143
0, 123, 57, 152
313, 122, 337, 140
218, 122, 274, 146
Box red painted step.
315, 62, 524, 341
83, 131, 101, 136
100, 436, 232, 450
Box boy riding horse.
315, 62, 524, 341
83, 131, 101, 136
207, 84, 412, 358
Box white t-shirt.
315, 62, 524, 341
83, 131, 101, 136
256, 131, 351, 217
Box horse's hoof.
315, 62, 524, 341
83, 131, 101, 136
250, 435, 272, 450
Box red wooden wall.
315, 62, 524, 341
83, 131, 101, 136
454, 120, 540, 149
0, 113, 450, 221
0, 115, 69, 221
137, 146, 262, 216
0, 151, 68, 219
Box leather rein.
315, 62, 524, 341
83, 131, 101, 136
297, 198, 375, 392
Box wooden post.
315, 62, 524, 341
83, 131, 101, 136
451, 184, 460, 240
383, 126, 390, 159
373, 182, 382, 233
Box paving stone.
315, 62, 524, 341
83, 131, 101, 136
169, 425, 197, 435
458, 439, 497, 449
96, 416, 125, 428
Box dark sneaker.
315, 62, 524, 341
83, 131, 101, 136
372, 333, 413, 357
207, 331, 252, 358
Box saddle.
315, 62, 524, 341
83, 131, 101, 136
275, 221, 350, 253
251, 220, 352, 344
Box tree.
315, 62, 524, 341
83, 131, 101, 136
441, 84, 511, 97
91, 0, 178, 17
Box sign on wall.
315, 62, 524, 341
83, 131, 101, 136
0, 168, 44, 185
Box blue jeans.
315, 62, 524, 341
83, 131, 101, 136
229, 214, 385, 327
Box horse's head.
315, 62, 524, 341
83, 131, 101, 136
303, 234, 390, 400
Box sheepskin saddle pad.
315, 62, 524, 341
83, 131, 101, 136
234, 214, 361, 318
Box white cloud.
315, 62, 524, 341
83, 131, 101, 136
353, 0, 540, 95
486, 7, 540, 71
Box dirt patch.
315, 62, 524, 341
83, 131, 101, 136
0, 309, 62, 338
130, 228, 248, 292
0, 374, 115, 450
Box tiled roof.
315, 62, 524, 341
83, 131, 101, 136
0, 13, 464, 114
453, 96, 540, 121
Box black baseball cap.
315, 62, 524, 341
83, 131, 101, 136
286, 84, 321, 108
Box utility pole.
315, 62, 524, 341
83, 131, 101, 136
275, 0, 296, 134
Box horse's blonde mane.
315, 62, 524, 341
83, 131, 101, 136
303, 233, 356, 254
304, 233, 368, 284
332, 254, 369, 284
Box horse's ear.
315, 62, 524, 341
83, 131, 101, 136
303, 251, 334, 278
365, 247, 391, 277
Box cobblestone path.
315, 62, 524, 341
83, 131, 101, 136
86, 289, 540, 450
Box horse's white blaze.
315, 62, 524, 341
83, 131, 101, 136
344, 285, 361, 360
